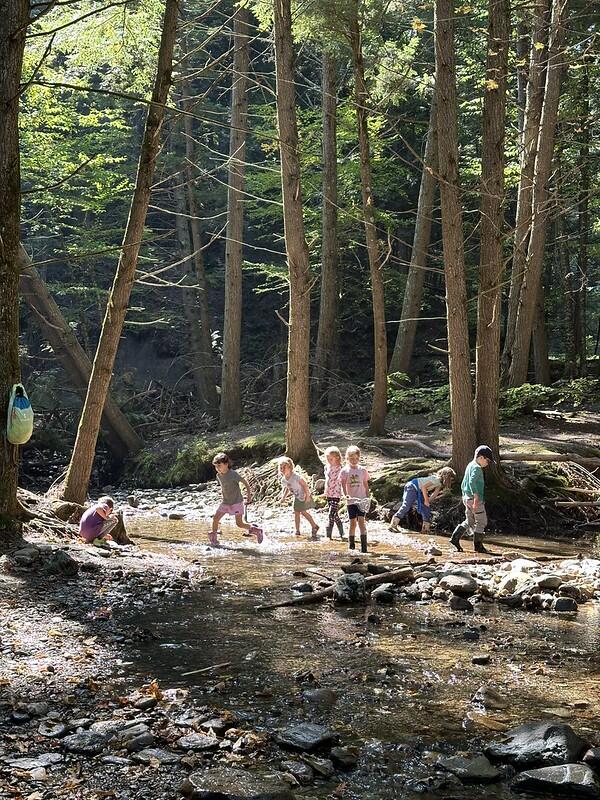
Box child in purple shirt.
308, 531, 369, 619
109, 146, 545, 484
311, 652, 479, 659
79, 496, 118, 544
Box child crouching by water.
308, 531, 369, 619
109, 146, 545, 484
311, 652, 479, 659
210, 452, 263, 546
79, 496, 118, 545
278, 456, 319, 539
389, 467, 456, 534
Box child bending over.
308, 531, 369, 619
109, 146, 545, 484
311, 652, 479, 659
79, 496, 118, 545
389, 467, 456, 533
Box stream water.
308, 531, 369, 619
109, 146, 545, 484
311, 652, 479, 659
126, 517, 600, 798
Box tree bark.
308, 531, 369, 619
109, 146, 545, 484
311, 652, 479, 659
559, 213, 577, 378
575, 60, 589, 375
273, 0, 317, 464
474, 0, 510, 458
508, 0, 569, 386
532, 284, 550, 384
501, 0, 550, 383
434, 0, 476, 474
349, 3, 387, 436
389, 95, 438, 376
313, 49, 339, 407
183, 85, 219, 413
173, 181, 210, 403
62, 0, 181, 504
18, 248, 143, 459
220, 6, 251, 427
0, 0, 28, 526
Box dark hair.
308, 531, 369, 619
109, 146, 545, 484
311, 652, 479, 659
212, 452, 231, 466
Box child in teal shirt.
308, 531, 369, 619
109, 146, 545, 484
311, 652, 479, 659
450, 445, 495, 553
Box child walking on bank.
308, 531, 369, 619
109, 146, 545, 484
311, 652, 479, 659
450, 445, 494, 553
389, 467, 456, 533
278, 456, 319, 539
323, 446, 344, 540
341, 445, 370, 553
210, 453, 263, 546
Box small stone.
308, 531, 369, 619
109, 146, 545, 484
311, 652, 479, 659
464, 629, 480, 641
512, 763, 599, 798
134, 697, 158, 711
181, 766, 294, 799
584, 748, 600, 769
302, 688, 338, 708
6, 754, 63, 770
126, 732, 155, 752
132, 748, 181, 765
439, 574, 478, 596
291, 582, 313, 593
485, 721, 589, 767
371, 583, 395, 604
200, 717, 231, 736
427, 546, 443, 556
472, 654, 491, 665
281, 759, 313, 785
553, 597, 578, 613
38, 720, 67, 738
61, 731, 107, 755
301, 754, 334, 777
275, 723, 336, 752
101, 755, 132, 765
333, 573, 367, 604
437, 754, 502, 782
449, 595, 473, 612
472, 686, 507, 710
330, 746, 359, 769
177, 733, 220, 751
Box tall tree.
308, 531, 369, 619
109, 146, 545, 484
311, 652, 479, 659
474, 0, 510, 457
220, 6, 251, 427
501, 0, 550, 382
532, 285, 550, 383
575, 58, 590, 375
62, 0, 181, 504
273, 0, 317, 463
313, 49, 339, 406
348, 1, 387, 435
435, 0, 476, 473
0, 0, 29, 527
389, 96, 438, 376
19, 248, 143, 459
507, 0, 569, 386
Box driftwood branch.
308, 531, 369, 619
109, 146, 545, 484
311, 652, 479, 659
500, 452, 600, 467
359, 437, 449, 459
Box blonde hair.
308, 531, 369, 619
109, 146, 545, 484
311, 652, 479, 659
98, 496, 114, 509
437, 466, 456, 489
324, 446, 342, 464
212, 452, 231, 466
277, 456, 294, 471
345, 445, 360, 459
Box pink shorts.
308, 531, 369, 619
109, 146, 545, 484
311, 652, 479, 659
216, 502, 244, 517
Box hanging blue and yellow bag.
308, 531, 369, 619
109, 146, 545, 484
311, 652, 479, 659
7, 384, 34, 445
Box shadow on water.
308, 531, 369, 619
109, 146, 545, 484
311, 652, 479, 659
120, 516, 600, 799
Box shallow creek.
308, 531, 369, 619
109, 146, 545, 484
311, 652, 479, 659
127, 516, 600, 798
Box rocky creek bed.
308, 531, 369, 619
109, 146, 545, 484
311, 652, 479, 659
2, 485, 600, 799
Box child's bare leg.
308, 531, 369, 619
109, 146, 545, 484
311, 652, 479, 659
234, 513, 252, 531
294, 511, 301, 535
301, 510, 318, 528
211, 511, 225, 533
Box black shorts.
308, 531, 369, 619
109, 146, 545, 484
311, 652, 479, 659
347, 504, 365, 520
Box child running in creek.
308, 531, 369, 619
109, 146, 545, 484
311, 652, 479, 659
278, 456, 319, 539
210, 453, 263, 546
323, 446, 344, 540
340, 445, 370, 553
389, 467, 456, 534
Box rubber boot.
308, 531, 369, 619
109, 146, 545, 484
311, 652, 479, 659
336, 520, 345, 540
421, 521, 431, 534
348, 535, 356, 551
449, 524, 464, 552
473, 534, 490, 554
326, 524, 333, 539
360, 534, 368, 554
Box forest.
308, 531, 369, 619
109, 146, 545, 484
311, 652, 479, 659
1, 0, 600, 798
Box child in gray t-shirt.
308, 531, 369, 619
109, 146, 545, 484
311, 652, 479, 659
210, 453, 263, 546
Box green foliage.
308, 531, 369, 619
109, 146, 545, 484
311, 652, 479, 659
387, 374, 450, 417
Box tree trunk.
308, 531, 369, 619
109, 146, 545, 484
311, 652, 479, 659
575, 60, 589, 375
349, 4, 387, 436
389, 95, 438, 376
434, 0, 476, 474
273, 0, 317, 464
560, 215, 577, 378
183, 85, 219, 413
0, 0, 28, 526
62, 0, 181, 504
173, 182, 209, 403
508, 0, 569, 386
532, 284, 550, 383
313, 49, 339, 407
19, 248, 143, 459
474, 0, 510, 458
220, 6, 251, 427
501, 0, 550, 383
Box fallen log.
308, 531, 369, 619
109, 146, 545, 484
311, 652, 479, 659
500, 452, 600, 468
554, 501, 600, 507
358, 437, 449, 459
256, 565, 417, 611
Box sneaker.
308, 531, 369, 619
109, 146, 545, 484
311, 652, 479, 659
208, 531, 219, 547
389, 516, 400, 532
250, 525, 264, 544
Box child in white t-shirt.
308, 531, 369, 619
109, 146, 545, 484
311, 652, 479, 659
278, 456, 319, 539
340, 445, 370, 553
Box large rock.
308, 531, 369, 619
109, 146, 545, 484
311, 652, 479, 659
61, 731, 107, 755
485, 722, 589, 767
437, 754, 502, 782
181, 767, 294, 800
371, 583, 395, 604
534, 574, 563, 590
43, 549, 79, 577
333, 574, 366, 604
275, 723, 336, 752
553, 597, 578, 613
512, 764, 600, 798
177, 733, 220, 752
439, 573, 477, 596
